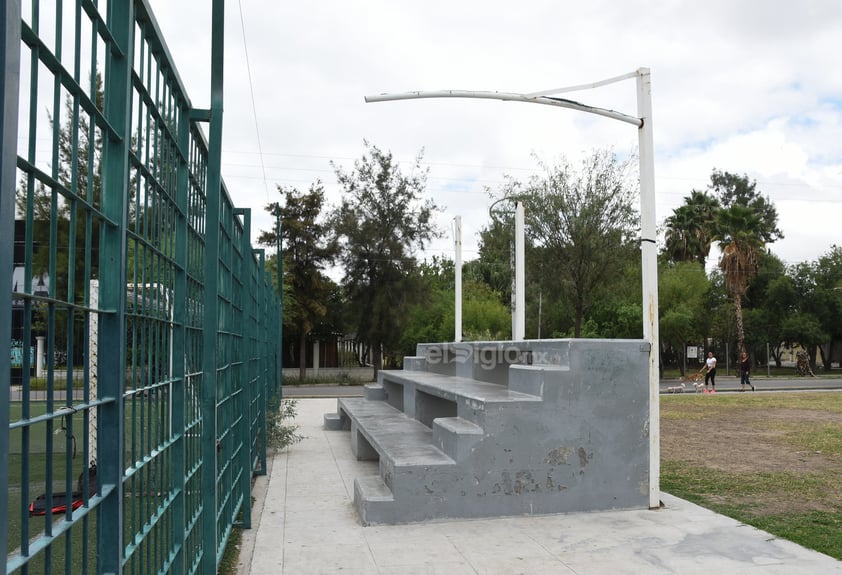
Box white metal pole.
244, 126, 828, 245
454, 216, 463, 343
514, 202, 525, 341
637, 68, 660, 509
89, 279, 99, 463
36, 336, 45, 378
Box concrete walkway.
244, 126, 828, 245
238, 398, 842, 574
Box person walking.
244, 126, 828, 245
704, 351, 717, 394
740, 351, 755, 391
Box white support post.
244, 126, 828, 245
637, 68, 660, 509
453, 216, 463, 343
88, 279, 99, 463
514, 202, 525, 341
36, 336, 45, 378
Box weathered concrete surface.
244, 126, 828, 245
240, 398, 842, 575
325, 339, 651, 525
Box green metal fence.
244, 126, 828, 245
1, 1, 282, 573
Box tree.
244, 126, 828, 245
710, 170, 783, 243
399, 258, 510, 357
259, 182, 337, 381
493, 150, 639, 337
744, 252, 793, 367
791, 246, 842, 371
331, 142, 439, 378
658, 261, 710, 374
464, 217, 514, 308
716, 204, 764, 355
709, 171, 782, 354
663, 190, 719, 266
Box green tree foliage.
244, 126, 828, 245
709, 170, 783, 243
743, 253, 793, 366
658, 261, 710, 374
663, 190, 719, 266
400, 258, 510, 357
331, 142, 439, 378
814, 246, 842, 369
14, 74, 110, 362
464, 217, 513, 308
710, 171, 782, 354
716, 204, 765, 354
787, 246, 842, 370
260, 182, 337, 380
491, 150, 639, 337
16, 74, 106, 296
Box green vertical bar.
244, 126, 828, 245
234, 208, 252, 528
169, 98, 191, 575
256, 251, 268, 476
201, 1, 225, 572
1, 0, 22, 566
99, 1, 134, 573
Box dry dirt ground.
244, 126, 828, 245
660, 401, 842, 515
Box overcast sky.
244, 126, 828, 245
147, 0, 842, 272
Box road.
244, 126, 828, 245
280, 376, 842, 398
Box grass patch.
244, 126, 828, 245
662, 392, 842, 560
218, 526, 243, 575
282, 371, 369, 386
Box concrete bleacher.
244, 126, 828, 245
324, 339, 651, 525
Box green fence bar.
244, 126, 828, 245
1, 0, 22, 570
2, 1, 282, 573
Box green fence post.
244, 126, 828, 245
1, 0, 23, 566
234, 209, 253, 528
168, 94, 192, 575
98, 2, 135, 573
199, 0, 225, 571
256, 251, 268, 476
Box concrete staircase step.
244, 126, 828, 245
364, 383, 386, 401
338, 398, 455, 467
381, 370, 542, 404
323, 411, 347, 431
432, 417, 484, 461
354, 475, 395, 526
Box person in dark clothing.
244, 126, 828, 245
740, 351, 755, 391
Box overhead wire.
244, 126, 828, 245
236, 0, 271, 202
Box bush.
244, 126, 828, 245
266, 397, 304, 450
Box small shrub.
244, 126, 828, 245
266, 397, 304, 450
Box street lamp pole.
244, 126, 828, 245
365, 68, 660, 509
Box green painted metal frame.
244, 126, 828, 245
2, 1, 282, 573
0, 0, 22, 570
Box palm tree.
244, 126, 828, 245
716, 205, 764, 353
663, 190, 719, 266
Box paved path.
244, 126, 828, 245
237, 397, 842, 574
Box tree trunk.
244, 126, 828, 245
819, 342, 830, 372
298, 330, 307, 382
372, 344, 382, 381
733, 293, 745, 354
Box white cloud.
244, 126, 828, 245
146, 0, 842, 268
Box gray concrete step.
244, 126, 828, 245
337, 397, 455, 467
380, 369, 542, 405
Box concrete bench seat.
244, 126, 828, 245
334, 398, 454, 467
380, 370, 542, 404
